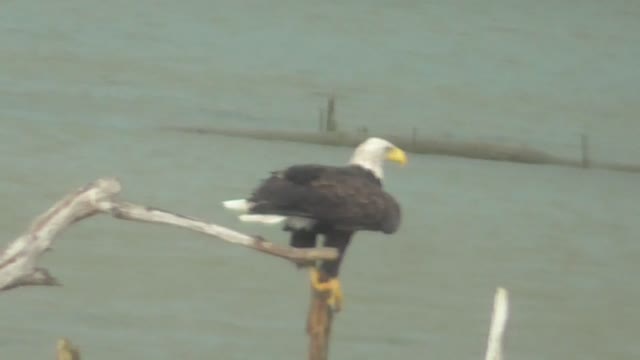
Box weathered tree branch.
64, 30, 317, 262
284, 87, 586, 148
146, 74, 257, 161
0, 178, 338, 292
485, 287, 509, 360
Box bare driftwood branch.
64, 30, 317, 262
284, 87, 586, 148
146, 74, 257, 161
0, 178, 338, 292
485, 287, 509, 360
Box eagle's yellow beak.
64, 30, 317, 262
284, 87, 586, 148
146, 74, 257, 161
386, 146, 408, 165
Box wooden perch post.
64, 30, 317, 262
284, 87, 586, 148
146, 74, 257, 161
0, 178, 339, 358
307, 272, 335, 360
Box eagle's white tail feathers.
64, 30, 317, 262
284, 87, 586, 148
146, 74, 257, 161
222, 199, 253, 212
237, 215, 316, 229
225, 200, 316, 229
286, 216, 316, 230
239, 214, 288, 225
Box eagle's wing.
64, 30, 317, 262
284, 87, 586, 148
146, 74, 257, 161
249, 166, 401, 233
306, 174, 400, 233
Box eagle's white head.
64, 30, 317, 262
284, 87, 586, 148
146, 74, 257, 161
349, 137, 408, 179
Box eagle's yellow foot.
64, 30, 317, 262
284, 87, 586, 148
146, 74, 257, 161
309, 268, 343, 312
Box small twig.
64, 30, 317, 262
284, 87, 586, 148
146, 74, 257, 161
56, 338, 81, 360
0, 178, 338, 292
485, 287, 510, 360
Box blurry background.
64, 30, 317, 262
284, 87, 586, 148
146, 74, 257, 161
1, 0, 638, 359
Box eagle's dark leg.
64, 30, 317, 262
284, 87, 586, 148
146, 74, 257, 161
289, 229, 318, 268
320, 230, 352, 278
290, 229, 318, 248
310, 230, 353, 312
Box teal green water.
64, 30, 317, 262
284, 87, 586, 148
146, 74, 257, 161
1, 1, 639, 359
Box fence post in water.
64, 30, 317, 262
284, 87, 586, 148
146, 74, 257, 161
411, 127, 418, 150
318, 108, 326, 132
326, 95, 337, 132
580, 133, 590, 168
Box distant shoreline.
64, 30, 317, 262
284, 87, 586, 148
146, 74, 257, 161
162, 126, 640, 174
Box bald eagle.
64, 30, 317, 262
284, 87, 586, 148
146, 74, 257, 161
223, 137, 407, 311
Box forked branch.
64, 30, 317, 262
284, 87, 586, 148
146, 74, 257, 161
0, 178, 337, 292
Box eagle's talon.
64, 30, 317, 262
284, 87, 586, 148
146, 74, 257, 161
310, 268, 343, 312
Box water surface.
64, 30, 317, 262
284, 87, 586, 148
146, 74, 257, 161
1, 0, 639, 359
